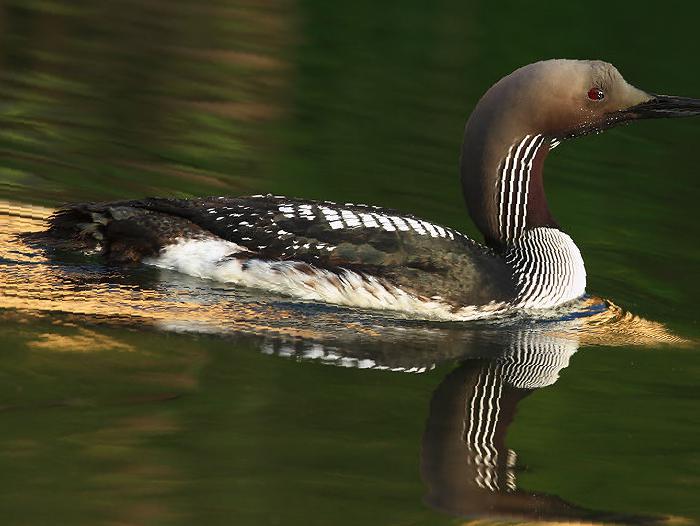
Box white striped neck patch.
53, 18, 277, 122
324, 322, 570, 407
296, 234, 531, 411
505, 227, 586, 309
494, 137, 585, 309
496, 134, 559, 244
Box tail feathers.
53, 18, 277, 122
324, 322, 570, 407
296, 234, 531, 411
28, 203, 213, 263
21, 205, 106, 255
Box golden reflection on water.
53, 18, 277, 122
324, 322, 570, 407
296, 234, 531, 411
0, 199, 689, 352
561, 299, 688, 347
27, 329, 136, 353
0, 200, 362, 342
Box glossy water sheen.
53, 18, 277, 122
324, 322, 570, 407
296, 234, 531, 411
0, 2, 699, 525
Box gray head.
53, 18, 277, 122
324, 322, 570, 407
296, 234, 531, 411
461, 59, 700, 249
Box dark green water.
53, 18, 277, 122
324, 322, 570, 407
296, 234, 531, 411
1, 1, 699, 525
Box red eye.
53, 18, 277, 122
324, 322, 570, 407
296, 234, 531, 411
588, 87, 605, 101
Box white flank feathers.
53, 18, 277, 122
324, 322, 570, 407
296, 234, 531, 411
144, 238, 505, 321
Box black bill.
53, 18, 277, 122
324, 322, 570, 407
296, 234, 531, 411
623, 94, 700, 119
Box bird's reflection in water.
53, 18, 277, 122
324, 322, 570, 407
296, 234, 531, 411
252, 315, 679, 524
421, 327, 664, 524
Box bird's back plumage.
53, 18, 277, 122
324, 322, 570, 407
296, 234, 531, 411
36, 194, 516, 315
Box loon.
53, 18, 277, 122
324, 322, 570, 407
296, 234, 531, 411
37, 59, 700, 320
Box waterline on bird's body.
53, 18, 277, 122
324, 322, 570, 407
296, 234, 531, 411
143, 237, 509, 322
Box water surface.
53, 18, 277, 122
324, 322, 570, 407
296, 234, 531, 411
0, 1, 699, 525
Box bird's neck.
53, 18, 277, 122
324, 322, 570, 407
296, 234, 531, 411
460, 132, 559, 251
461, 132, 587, 307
